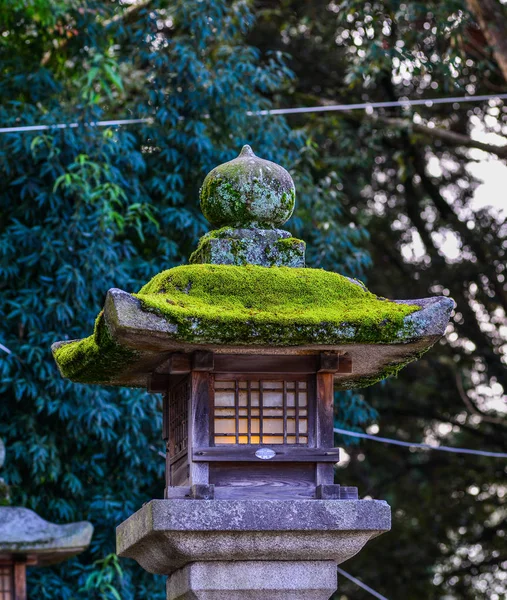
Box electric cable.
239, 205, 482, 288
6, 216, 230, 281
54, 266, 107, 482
1, 93, 506, 133
337, 567, 389, 600
334, 427, 507, 458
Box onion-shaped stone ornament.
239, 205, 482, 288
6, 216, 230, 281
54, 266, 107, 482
199, 145, 296, 228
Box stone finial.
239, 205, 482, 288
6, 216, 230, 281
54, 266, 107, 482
199, 145, 296, 228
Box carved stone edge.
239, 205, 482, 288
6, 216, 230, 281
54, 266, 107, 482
116, 499, 391, 575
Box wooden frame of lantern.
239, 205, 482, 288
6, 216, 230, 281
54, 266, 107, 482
0, 558, 29, 600
149, 350, 357, 501
0, 506, 93, 600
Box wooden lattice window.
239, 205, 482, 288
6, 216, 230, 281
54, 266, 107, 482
168, 378, 189, 458
0, 566, 13, 600
213, 377, 310, 445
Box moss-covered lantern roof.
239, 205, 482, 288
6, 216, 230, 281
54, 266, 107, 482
52, 146, 454, 389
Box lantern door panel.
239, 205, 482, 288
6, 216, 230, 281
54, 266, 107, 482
162, 355, 341, 500
208, 374, 317, 494
212, 376, 314, 446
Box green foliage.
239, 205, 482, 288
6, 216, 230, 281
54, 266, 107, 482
0, 1, 371, 599
80, 554, 124, 600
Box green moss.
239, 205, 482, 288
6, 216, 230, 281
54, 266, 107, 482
189, 229, 250, 265
135, 264, 420, 346
265, 237, 305, 267
341, 362, 408, 390
53, 265, 426, 385
200, 177, 246, 226
275, 237, 304, 250
202, 226, 237, 240
53, 311, 139, 383
273, 188, 296, 223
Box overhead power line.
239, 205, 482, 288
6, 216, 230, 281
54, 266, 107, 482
337, 567, 389, 600
334, 427, 507, 458
1, 93, 507, 134
250, 93, 507, 116
0, 118, 151, 134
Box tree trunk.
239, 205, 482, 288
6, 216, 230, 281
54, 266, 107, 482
467, 0, 507, 83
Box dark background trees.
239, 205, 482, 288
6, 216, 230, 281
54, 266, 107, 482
1, 1, 506, 599
248, 2, 507, 598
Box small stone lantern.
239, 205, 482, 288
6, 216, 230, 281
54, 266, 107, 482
0, 440, 93, 600
52, 146, 454, 599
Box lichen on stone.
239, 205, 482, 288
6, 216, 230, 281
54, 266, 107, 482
266, 237, 306, 267
189, 228, 305, 267
199, 146, 296, 228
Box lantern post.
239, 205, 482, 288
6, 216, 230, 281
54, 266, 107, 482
52, 146, 454, 599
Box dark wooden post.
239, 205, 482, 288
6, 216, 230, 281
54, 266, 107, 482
13, 562, 26, 600
0, 560, 27, 600
315, 371, 335, 487
189, 371, 211, 497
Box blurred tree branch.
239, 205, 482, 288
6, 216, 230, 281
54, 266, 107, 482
103, 0, 154, 27
455, 371, 506, 426
317, 97, 507, 159
376, 117, 507, 159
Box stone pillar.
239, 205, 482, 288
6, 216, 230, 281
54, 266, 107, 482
116, 499, 391, 600
166, 561, 337, 600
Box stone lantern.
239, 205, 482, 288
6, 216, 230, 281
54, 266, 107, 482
52, 146, 454, 599
0, 440, 93, 600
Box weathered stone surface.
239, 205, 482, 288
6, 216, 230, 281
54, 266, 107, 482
189, 227, 305, 267
0, 507, 93, 565
116, 499, 391, 575
200, 146, 295, 228
396, 297, 455, 338
166, 560, 337, 600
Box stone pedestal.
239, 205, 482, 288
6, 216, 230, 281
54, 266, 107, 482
117, 498, 390, 599
189, 227, 306, 267
166, 560, 337, 600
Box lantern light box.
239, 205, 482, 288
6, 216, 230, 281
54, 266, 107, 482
151, 350, 350, 500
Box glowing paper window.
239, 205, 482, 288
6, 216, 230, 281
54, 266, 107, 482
213, 378, 309, 445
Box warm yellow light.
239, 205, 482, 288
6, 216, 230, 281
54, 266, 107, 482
214, 378, 308, 446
